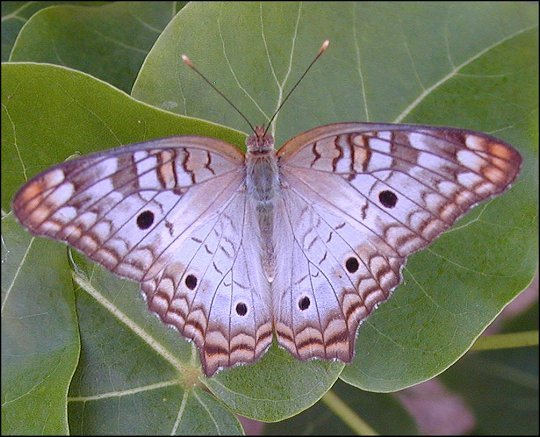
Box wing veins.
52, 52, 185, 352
284, 189, 388, 297
117, 174, 243, 274
281, 194, 349, 333
203, 192, 249, 348
285, 172, 418, 255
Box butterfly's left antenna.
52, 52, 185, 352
181, 54, 256, 133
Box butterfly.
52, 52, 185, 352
11, 42, 522, 377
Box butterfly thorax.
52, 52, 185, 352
245, 126, 280, 281
245, 126, 279, 202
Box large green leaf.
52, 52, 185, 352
1, 215, 80, 434
9, 2, 182, 92
1, 61, 339, 429
132, 2, 538, 141
1, 1, 108, 62
67, 260, 243, 435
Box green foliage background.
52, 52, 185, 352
1, 2, 538, 435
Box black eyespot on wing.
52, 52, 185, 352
345, 257, 359, 273
298, 296, 310, 310
379, 190, 398, 208
236, 302, 247, 316
137, 210, 155, 229
185, 274, 197, 290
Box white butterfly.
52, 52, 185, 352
12, 43, 522, 377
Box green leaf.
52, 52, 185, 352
1, 1, 109, 62
204, 348, 342, 421
341, 23, 539, 391
1, 215, 80, 435
1, 63, 244, 212
1, 60, 341, 428
9, 2, 182, 92
263, 379, 417, 435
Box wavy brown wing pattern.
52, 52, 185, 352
274, 122, 521, 362
12, 137, 244, 281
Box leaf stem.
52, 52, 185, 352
471, 330, 539, 351
321, 389, 378, 435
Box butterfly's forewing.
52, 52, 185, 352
12, 137, 273, 376
274, 122, 521, 362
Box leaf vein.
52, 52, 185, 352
394, 24, 538, 123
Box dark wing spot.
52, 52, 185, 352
379, 190, 398, 208
185, 274, 197, 290
136, 210, 155, 229
236, 302, 247, 316
345, 257, 360, 273
298, 296, 310, 310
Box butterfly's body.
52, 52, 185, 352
12, 122, 521, 376
246, 127, 281, 281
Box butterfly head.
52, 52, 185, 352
246, 126, 275, 155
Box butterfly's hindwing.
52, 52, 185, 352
273, 189, 403, 362
141, 190, 273, 376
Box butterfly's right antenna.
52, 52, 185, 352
263, 39, 330, 136
181, 54, 256, 133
